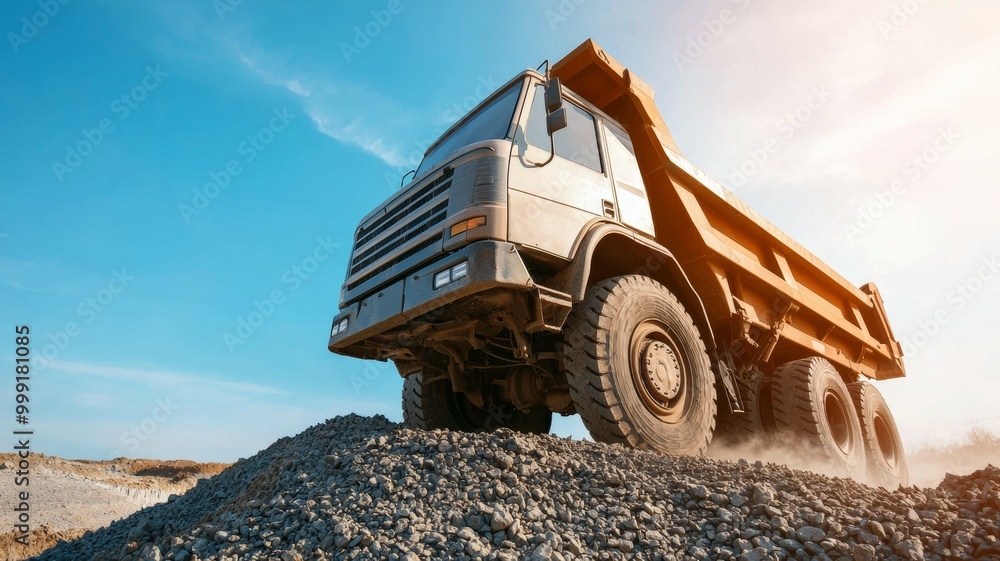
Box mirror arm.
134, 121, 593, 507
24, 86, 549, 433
536, 59, 550, 81
532, 133, 556, 168
400, 169, 416, 189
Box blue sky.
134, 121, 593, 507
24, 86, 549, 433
2, 1, 998, 462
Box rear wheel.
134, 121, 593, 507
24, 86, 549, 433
562, 275, 716, 456
401, 371, 551, 434
713, 370, 775, 446
848, 381, 909, 488
770, 357, 865, 478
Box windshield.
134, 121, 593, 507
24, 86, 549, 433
416, 82, 522, 175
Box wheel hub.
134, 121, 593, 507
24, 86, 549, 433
643, 341, 682, 401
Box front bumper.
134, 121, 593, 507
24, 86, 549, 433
328, 241, 534, 359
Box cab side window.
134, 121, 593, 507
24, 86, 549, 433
525, 85, 602, 173
604, 124, 647, 194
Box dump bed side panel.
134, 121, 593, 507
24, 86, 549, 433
661, 151, 904, 379
552, 40, 904, 380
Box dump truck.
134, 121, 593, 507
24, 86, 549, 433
328, 39, 909, 486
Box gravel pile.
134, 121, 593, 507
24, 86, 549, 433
32, 415, 1000, 560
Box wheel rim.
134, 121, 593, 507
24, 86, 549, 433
824, 389, 853, 454
630, 320, 689, 422
873, 412, 898, 468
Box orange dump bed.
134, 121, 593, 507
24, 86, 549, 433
552, 40, 904, 380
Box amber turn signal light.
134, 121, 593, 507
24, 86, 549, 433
450, 216, 487, 237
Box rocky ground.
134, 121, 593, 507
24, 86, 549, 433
0, 455, 227, 561
23, 414, 1000, 561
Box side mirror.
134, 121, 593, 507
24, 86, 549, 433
544, 77, 564, 113
546, 108, 567, 135
544, 78, 567, 135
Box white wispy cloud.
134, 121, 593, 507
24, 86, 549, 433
0, 257, 43, 292
306, 109, 405, 166
48, 359, 287, 395
137, 3, 411, 169
235, 50, 406, 167
1, 279, 41, 292
76, 391, 117, 409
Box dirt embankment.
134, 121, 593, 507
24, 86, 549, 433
0, 455, 228, 561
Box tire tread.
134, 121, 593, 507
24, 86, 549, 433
770, 357, 865, 477
848, 381, 909, 487
563, 275, 715, 455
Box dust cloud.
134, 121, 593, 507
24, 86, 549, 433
708, 427, 1000, 489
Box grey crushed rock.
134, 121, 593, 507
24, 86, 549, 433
28, 414, 1000, 560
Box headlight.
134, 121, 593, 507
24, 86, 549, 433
433, 261, 470, 289
331, 317, 349, 336
433, 270, 451, 290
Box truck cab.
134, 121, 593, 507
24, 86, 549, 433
330, 69, 652, 363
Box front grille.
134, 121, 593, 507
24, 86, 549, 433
346, 170, 453, 289
349, 200, 447, 275
347, 236, 441, 290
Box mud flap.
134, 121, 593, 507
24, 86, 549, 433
715, 357, 745, 415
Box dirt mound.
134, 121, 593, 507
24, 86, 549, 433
111, 459, 229, 481
0, 455, 229, 489
0, 455, 228, 561
0, 526, 87, 561
28, 414, 1000, 560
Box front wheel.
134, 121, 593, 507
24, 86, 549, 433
402, 371, 551, 434
562, 275, 717, 456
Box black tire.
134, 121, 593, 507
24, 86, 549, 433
848, 381, 909, 488
713, 370, 775, 446
771, 357, 865, 478
401, 371, 551, 434
562, 275, 717, 456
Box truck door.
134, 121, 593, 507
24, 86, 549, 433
603, 122, 655, 237
508, 84, 615, 259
